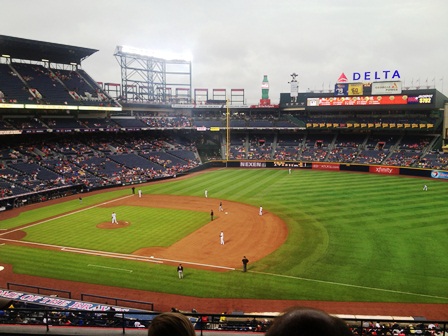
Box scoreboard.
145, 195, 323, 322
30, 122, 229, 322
307, 94, 434, 107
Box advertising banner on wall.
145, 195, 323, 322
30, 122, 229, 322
240, 161, 267, 168
334, 83, 348, 96
307, 95, 408, 107
407, 94, 433, 104
431, 171, 448, 179
0, 289, 134, 312
371, 81, 402, 95
369, 166, 399, 175
312, 163, 340, 170
334, 83, 364, 96
347, 83, 364, 96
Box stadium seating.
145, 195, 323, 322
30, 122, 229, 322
0, 63, 35, 104
11, 63, 75, 105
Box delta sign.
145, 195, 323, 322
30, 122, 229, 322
338, 70, 401, 82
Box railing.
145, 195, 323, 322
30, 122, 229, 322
7, 283, 71, 299
0, 309, 447, 335
5, 283, 153, 312
80, 293, 154, 311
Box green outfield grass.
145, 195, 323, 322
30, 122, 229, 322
1, 168, 448, 303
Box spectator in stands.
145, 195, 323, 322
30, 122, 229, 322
134, 319, 145, 328
148, 312, 195, 336
265, 306, 353, 336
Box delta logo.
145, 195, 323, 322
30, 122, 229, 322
337, 73, 348, 82
431, 170, 448, 179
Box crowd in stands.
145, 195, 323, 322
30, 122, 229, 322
0, 110, 447, 209
0, 132, 200, 207
0, 300, 147, 328
225, 131, 448, 170
1, 302, 447, 335
0, 112, 441, 135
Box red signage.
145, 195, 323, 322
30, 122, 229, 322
369, 166, 399, 175
308, 95, 408, 107
337, 73, 348, 82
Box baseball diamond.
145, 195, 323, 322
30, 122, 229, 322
0, 169, 448, 320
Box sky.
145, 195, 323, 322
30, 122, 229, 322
2, 0, 448, 104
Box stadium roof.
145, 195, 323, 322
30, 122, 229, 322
0, 35, 98, 65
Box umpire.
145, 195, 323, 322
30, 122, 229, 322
242, 256, 249, 272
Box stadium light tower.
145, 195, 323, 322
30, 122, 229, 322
114, 46, 192, 104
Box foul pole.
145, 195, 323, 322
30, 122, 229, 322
226, 99, 230, 166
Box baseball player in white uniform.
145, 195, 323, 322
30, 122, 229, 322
111, 212, 118, 224
220, 231, 224, 245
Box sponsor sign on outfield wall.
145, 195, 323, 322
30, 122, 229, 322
431, 171, 448, 179
240, 161, 267, 168
369, 166, 399, 175
312, 163, 340, 170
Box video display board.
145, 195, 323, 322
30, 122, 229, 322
307, 94, 433, 107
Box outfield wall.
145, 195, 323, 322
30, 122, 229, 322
2, 161, 446, 213
206, 160, 448, 181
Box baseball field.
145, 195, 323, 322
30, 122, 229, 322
0, 168, 448, 317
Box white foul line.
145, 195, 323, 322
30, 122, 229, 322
0, 194, 235, 271
0, 195, 134, 237
250, 270, 448, 301
148, 256, 235, 271
61, 247, 163, 264
0, 237, 163, 264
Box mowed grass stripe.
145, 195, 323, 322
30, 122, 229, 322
0, 190, 132, 229
22, 206, 209, 254
1, 244, 444, 302
0, 169, 447, 303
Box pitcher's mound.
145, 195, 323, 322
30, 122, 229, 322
97, 221, 130, 229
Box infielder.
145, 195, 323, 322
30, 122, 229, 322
259, 206, 263, 216
205, 189, 208, 198
138, 189, 142, 198
220, 231, 224, 245
177, 264, 184, 279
